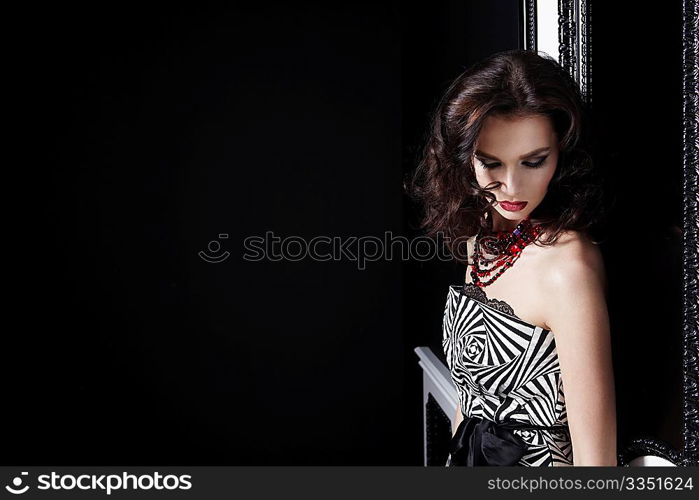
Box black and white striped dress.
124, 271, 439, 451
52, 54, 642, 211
442, 282, 574, 466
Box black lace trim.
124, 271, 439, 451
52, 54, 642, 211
461, 283, 520, 319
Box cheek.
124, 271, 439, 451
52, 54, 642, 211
474, 169, 493, 188
535, 166, 557, 195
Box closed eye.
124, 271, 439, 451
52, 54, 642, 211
479, 156, 548, 169
524, 156, 548, 168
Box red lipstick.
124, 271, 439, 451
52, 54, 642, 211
499, 200, 528, 212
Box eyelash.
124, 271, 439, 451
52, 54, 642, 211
480, 156, 548, 169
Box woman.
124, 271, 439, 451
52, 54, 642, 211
406, 50, 617, 466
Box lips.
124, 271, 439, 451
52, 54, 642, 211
499, 200, 528, 212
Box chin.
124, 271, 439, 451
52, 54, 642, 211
495, 207, 531, 220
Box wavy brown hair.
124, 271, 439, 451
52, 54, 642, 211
404, 49, 606, 263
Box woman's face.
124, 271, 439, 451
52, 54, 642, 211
473, 113, 559, 228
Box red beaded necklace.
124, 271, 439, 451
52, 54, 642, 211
470, 216, 543, 288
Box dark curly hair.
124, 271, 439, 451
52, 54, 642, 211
404, 49, 607, 264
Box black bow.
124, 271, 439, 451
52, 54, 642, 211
449, 415, 529, 466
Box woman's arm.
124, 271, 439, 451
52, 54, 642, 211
453, 404, 464, 436
541, 233, 617, 466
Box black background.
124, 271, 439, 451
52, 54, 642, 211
4, 1, 684, 464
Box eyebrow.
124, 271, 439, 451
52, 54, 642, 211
474, 147, 551, 161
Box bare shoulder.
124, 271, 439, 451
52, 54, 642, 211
534, 229, 609, 332
536, 229, 607, 297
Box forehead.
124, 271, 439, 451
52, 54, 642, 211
476, 113, 556, 154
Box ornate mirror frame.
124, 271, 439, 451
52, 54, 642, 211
522, 0, 699, 467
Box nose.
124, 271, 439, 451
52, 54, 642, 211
498, 166, 522, 197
